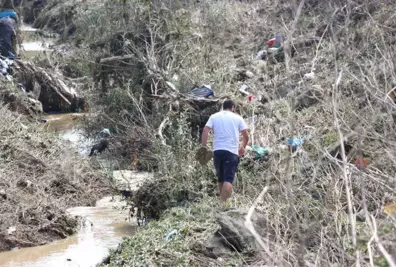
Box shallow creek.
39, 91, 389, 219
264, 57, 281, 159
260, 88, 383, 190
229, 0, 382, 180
0, 26, 136, 267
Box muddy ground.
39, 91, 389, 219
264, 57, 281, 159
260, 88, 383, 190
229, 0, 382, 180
0, 107, 110, 252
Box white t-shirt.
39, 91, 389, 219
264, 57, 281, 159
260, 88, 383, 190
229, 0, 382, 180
205, 110, 248, 155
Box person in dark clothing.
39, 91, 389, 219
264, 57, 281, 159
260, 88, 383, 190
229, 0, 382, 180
0, 1, 18, 58
0, 17, 16, 58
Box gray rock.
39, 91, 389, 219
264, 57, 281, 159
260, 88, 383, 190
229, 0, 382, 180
294, 88, 320, 110
215, 209, 270, 252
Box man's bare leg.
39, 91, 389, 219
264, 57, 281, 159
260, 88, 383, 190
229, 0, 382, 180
220, 182, 233, 202
218, 182, 223, 196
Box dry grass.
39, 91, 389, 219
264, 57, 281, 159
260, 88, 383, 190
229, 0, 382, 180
31, 0, 396, 266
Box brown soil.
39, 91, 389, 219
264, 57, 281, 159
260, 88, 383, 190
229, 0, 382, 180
0, 106, 110, 252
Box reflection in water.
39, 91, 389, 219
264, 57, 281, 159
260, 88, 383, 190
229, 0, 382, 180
0, 197, 135, 267
20, 23, 54, 59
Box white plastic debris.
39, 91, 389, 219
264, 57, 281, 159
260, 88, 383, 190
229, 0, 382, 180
165, 229, 178, 241
239, 84, 249, 96
245, 70, 254, 78
166, 81, 178, 92
0, 58, 13, 77
255, 50, 267, 60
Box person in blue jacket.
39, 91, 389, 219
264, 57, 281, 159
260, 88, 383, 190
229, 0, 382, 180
0, 1, 18, 58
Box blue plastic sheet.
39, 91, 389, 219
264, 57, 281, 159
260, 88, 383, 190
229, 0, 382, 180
187, 86, 214, 98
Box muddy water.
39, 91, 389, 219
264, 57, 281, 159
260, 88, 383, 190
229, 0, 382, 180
0, 115, 136, 267
19, 24, 53, 59
0, 197, 136, 267
0, 27, 136, 267
42, 113, 93, 155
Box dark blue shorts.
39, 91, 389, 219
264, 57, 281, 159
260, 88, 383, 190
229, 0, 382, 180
213, 150, 239, 184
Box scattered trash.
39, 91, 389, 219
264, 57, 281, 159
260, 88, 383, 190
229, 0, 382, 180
252, 145, 270, 159
255, 33, 284, 61
187, 85, 214, 98
287, 136, 311, 152
99, 128, 111, 137
245, 70, 254, 79
7, 226, 16, 235
0, 57, 13, 76
239, 84, 249, 96
354, 156, 369, 169
267, 33, 284, 49
166, 81, 177, 92
165, 229, 178, 241
255, 50, 267, 60
247, 95, 256, 102
18, 83, 26, 93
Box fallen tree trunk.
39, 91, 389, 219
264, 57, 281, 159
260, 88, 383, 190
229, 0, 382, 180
12, 60, 84, 112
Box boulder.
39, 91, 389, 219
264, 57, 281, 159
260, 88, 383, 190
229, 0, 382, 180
215, 209, 271, 252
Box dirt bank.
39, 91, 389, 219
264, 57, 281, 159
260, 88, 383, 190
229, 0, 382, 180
0, 106, 109, 252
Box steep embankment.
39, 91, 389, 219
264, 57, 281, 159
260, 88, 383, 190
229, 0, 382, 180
29, 0, 396, 266
0, 107, 108, 252
0, 0, 109, 252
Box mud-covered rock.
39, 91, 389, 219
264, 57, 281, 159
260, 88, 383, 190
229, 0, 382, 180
215, 209, 270, 253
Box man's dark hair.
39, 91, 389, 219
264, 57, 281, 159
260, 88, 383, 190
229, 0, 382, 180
223, 99, 235, 110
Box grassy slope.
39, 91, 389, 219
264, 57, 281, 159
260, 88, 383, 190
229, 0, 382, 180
33, 0, 396, 266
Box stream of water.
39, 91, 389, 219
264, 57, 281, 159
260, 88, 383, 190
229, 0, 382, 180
0, 197, 135, 267
0, 26, 137, 267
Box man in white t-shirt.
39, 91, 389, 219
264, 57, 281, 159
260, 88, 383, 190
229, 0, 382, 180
201, 99, 249, 202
